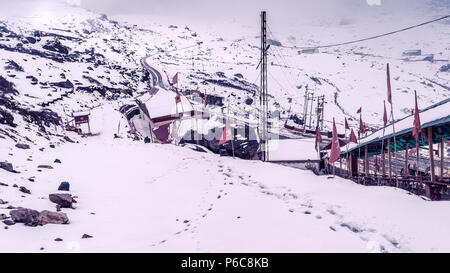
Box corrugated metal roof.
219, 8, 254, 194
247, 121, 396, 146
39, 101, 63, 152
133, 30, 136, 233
345, 98, 450, 155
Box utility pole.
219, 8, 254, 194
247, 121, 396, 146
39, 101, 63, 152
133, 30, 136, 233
316, 95, 325, 131
260, 11, 269, 162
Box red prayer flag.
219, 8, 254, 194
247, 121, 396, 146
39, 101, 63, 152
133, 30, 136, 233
175, 94, 181, 104
219, 119, 233, 145
345, 117, 350, 130
387, 64, 392, 104
359, 114, 366, 134
172, 73, 178, 85
349, 128, 358, 143
356, 107, 362, 114
204, 95, 210, 107
412, 90, 421, 144
130, 122, 136, 134
315, 126, 322, 151
383, 100, 388, 127
328, 118, 341, 164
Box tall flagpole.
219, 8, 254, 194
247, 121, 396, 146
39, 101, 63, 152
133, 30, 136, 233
387, 64, 397, 178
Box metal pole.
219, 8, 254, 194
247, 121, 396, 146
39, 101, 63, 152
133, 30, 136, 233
260, 11, 268, 162
388, 138, 392, 179
428, 127, 435, 182
405, 143, 409, 179
441, 135, 445, 181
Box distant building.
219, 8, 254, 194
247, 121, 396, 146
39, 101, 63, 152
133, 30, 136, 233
298, 48, 319, 54
402, 50, 421, 56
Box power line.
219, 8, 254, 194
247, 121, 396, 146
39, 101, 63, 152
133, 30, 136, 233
283, 15, 450, 50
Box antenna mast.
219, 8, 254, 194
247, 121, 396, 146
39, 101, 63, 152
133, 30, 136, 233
260, 11, 269, 161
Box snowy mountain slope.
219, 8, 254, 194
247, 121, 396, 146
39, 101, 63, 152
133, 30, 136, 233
2, 101, 450, 253
114, 0, 449, 131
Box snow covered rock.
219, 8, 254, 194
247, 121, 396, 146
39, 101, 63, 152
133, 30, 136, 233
49, 193, 75, 208
42, 39, 70, 55
38, 211, 69, 225
10, 208, 40, 227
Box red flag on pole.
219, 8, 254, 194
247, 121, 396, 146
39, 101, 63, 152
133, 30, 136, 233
219, 119, 233, 145
175, 94, 181, 104
359, 115, 366, 134
387, 64, 392, 104
412, 90, 421, 144
328, 118, 341, 164
356, 107, 362, 114
172, 73, 178, 85
315, 126, 322, 151
204, 95, 209, 107
383, 100, 388, 127
345, 117, 350, 130
130, 122, 136, 134
349, 128, 358, 143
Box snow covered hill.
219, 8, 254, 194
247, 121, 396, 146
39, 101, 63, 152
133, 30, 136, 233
1, 0, 450, 253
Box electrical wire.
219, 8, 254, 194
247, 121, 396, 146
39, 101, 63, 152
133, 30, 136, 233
282, 15, 450, 50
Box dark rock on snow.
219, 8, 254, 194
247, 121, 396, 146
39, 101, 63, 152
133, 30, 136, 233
49, 193, 75, 208
3, 220, 15, 226
63, 136, 75, 143
82, 234, 93, 239
15, 143, 30, 149
0, 161, 17, 173
19, 186, 31, 194
54, 159, 62, 163
38, 210, 69, 225
10, 208, 40, 227
58, 182, 70, 191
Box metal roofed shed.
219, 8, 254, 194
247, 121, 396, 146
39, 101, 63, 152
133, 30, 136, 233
345, 98, 450, 158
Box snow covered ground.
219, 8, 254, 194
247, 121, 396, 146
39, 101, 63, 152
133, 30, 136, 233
1, 0, 450, 253
2, 101, 450, 253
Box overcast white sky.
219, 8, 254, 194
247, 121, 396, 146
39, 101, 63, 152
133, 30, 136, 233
75, 0, 438, 25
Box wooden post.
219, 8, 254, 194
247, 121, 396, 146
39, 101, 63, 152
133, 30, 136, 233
388, 138, 392, 179
405, 143, 409, 179
356, 153, 359, 177
428, 127, 435, 182
441, 135, 444, 181
382, 149, 386, 178
339, 157, 342, 176
349, 154, 353, 178
365, 145, 369, 178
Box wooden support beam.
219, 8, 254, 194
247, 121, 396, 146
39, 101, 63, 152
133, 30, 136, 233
339, 157, 342, 176
356, 153, 359, 176
388, 138, 392, 179
365, 145, 369, 178
382, 149, 386, 178
349, 154, 353, 178
405, 143, 409, 179
428, 127, 435, 182
441, 135, 444, 181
